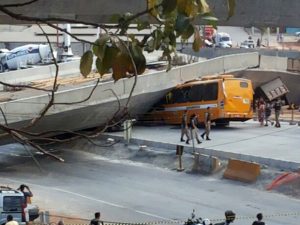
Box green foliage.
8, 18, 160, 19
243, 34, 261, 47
80, 0, 236, 81
80, 50, 93, 77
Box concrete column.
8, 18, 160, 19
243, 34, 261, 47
267, 27, 270, 47
251, 26, 255, 35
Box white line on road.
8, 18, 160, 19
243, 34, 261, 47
2, 178, 172, 221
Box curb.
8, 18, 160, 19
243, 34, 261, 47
101, 134, 300, 171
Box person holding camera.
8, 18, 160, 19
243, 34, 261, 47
17, 184, 33, 222
18, 184, 33, 205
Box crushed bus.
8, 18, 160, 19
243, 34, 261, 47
148, 74, 254, 126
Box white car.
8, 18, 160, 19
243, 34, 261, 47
240, 40, 255, 48
295, 31, 300, 37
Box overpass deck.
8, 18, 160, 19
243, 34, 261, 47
104, 120, 300, 171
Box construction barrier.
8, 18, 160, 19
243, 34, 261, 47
223, 159, 261, 183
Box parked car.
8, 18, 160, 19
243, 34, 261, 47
240, 40, 255, 48
295, 31, 300, 37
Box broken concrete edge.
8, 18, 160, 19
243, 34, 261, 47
100, 133, 300, 171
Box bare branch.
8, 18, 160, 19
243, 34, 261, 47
2, 0, 39, 8
0, 81, 53, 92
24, 23, 59, 128
55, 79, 100, 105
0, 107, 8, 126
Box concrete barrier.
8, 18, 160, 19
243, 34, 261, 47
223, 158, 261, 183
0, 60, 81, 91
287, 58, 300, 72
260, 55, 288, 71
223, 52, 259, 72
192, 153, 222, 174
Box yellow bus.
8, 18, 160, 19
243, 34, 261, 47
149, 74, 253, 125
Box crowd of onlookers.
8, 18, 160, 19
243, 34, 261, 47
255, 97, 283, 128
4, 209, 266, 225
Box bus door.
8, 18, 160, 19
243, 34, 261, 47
223, 79, 252, 113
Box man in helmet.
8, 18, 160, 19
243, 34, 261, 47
214, 210, 236, 225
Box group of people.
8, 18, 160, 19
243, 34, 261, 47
256, 97, 282, 128
180, 107, 212, 145
89, 210, 265, 225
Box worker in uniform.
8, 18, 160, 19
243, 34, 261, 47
189, 113, 202, 144
180, 110, 190, 144
201, 107, 212, 140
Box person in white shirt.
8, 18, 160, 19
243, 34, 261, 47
5, 215, 19, 225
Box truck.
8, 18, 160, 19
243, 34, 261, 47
0, 44, 52, 73
214, 32, 232, 48
254, 77, 289, 103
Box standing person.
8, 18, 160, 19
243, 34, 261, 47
5, 215, 19, 225
214, 210, 236, 225
258, 98, 265, 126
273, 98, 282, 128
90, 212, 104, 225
264, 101, 273, 126
180, 110, 190, 144
18, 184, 33, 222
256, 38, 261, 47
189, 114, 202, 144
201, 107, 211, 140
18, 184, 33, 205
252, 213, 265, 225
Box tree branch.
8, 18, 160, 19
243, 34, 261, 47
2, 0, 39, 8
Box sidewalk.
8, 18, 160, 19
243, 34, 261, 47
104, 120, 300, 171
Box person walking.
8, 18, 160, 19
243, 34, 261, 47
90, 212, 104, 225
180, 110, 190, 144
274, 98, 282, 127
201, 107, 211, 140
5, 215, 19, 225
252, 213, 265, 225
258, 98, 265, 126
264, 101, 273, 126
189, 113, 201, 144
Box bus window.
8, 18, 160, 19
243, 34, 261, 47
189, 84, 203, 102
172, 87, 190, 103
240, 81, 248, 88
203, 82, 218, 101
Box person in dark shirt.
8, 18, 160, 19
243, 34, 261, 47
214, 210, 236, 225
18, 184, 33, 205
17, 184, 33, 222
252, 213, 265, 225
273, 98, 282, 128
90, 212, 104, 225
264, 101, 273, 126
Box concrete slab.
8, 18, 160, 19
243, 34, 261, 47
103, 120, 300, 170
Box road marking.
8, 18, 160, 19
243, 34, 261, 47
2, 178, 172, 221
52, 187, 125, 208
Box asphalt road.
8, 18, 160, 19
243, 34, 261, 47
0, 144, 300, 225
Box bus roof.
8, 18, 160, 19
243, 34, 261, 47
178, 74, 249, 88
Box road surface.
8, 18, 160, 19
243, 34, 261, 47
0, 142, 299, 225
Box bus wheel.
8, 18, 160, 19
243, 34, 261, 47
215, 121, 230, 127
